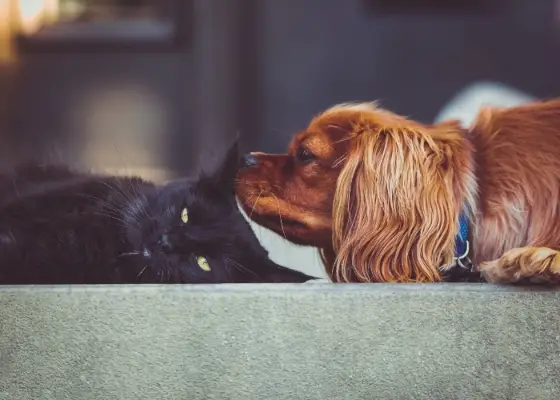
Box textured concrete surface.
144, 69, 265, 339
1, 284, 560, 400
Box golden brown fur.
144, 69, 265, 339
236, 99, 560, 283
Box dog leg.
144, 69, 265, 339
478, 247, 560, 283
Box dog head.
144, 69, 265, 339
236, 102, 475, 282
235, 108, 355, 249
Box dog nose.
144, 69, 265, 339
158, 234, 172, 251
240, 153, 259, 169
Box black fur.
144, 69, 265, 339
0, 142, 314, 284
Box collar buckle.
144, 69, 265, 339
442, 240, 475, 272
455, 240, 472, 269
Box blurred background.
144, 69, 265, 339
0, 0, 557, 277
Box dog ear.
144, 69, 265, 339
331, 121, 470, 282
199, 136, 241, 191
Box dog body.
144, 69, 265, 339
467, 101, 560, 274
237, 100, 560, 283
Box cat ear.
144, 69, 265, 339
200, 136, 241, 189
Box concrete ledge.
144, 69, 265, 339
1, 284, 560, 399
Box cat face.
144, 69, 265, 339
122, 141, 314, 283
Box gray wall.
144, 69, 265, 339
254, 0, 560, 152
13, 53, 194, 174
4, 0, 560, 171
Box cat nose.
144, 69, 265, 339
240, 153, 259, 169
158, 234, 172, 251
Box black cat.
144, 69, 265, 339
0, 141, 315, 284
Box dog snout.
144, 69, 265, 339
240, 153, 259, 169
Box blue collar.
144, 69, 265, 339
454, 135, 473, 261
455, 211, 470, 259
443, 210, 481, 282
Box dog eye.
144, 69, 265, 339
295, 146, 316, 163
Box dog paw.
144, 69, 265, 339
478, 247, 560, 284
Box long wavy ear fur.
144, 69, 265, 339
331, 115, 472, 282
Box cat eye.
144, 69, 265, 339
196, 256, 211, 271
180, 207, 189, 223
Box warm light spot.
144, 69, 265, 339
18, 0, 46, 34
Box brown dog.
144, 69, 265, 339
235, 100, 560, 283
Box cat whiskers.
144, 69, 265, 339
224, 257, 260, 280
92, 212, 130, 229
117, 251, 141, 258
136, 265, 148, 278
114, 141, 152, 220
116, 179, 136, 208
96, 179, 148, 220
77, 193, 122, 216
74, 193, 131, 229
97, 180, 129, 203
124, 178, 150, 219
